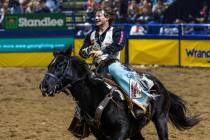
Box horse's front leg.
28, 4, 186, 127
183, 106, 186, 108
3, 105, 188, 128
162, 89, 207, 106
91, 127, 108, 140
111, 123, 129, 140
130, 130, 145, 140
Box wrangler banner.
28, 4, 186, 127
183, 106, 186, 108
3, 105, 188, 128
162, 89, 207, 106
181, 40, 210, 67
129, 39, 179, 65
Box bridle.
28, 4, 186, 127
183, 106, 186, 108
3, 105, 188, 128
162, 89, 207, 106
42, 56, 89, 95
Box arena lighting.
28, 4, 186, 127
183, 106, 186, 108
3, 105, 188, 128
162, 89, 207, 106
18, 17, 64, 27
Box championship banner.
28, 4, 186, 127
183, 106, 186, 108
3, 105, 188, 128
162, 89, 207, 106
129, 39, 179, 65
181, 40, 210, 67
4, 13, 67, 31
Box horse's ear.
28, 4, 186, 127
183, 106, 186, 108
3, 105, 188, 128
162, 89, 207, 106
53, 49, 63, 57
64, 46, 73, 57
53, 47, 72, 57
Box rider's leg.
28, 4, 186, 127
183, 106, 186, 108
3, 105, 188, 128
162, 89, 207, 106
68, 105, 90, 138
108, 61, 151, 117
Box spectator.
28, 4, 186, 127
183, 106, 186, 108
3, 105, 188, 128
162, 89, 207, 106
18, 0, 30, 13
128, 0, 139, 22
152, 0, 166, 17
45, 0, 60, 12
87, 0, 94, 9
7, 0, 30, 14
112, 0, 121, 21
25, 0, 41, 13
0, 6, 5, 29
183, 20, 196, 35
164, 0, 175, 5
159, 19, 184, 35
137, 0, 152, 23
0, 0, 8, 28
76, 22, 92, 36
130, 22, 147, 35
196, 1, 209, 23
208, 10, 210, 22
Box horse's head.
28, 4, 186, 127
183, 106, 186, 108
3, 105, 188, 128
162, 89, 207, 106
40, 48, 89, 96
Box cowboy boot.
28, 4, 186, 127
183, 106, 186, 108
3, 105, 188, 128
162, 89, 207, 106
131, 86, 154, 118
68, 105, 90, 138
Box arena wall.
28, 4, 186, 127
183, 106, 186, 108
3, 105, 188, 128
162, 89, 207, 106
0, 13, 209, 67
181, 40, 210, 67
1, 38, 210, 67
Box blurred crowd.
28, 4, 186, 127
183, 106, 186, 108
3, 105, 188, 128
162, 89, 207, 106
0, 0, 210, 35
0, 0, 60, 14
0, 0, 60, 29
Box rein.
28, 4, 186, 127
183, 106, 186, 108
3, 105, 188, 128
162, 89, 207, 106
44, 57, 88, 95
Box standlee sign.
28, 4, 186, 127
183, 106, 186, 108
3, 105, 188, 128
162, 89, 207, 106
4, 13, 67, 30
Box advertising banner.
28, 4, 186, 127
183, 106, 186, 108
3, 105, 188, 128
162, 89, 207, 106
181, 40, 210, 67
0, 37, 73, 52
0, 37, 73, 67
4, 13, 67, 31
0, 52, 53, 67
129, 39, 179, 65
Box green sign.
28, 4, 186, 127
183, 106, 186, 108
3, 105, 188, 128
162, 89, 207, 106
4, 13, 67, 30
0, 37, 73, 52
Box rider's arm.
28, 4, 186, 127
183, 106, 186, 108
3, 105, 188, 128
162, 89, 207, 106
79, 33, 92, 59
102, 27, 125, 55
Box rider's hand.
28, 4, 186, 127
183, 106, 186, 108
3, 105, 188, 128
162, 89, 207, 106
89, 50, 103, 58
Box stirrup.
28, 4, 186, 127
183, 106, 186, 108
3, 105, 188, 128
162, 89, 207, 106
68, 114, 90, 138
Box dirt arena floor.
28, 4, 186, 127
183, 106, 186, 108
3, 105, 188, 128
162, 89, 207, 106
0, 66, 210, 140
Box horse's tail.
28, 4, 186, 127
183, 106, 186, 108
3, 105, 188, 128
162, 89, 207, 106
168, 91, 201, 130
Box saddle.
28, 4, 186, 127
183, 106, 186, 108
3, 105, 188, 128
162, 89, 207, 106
93, 73, 156, 118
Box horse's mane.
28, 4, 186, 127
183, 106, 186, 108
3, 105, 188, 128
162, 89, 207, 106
70, 56, 91, 76
70, 56, 108, 90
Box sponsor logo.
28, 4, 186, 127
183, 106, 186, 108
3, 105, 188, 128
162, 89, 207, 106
5, 16, 18, 29
4, 14, 66, 30
18, 17, 64, 27
186, 48, 210, 58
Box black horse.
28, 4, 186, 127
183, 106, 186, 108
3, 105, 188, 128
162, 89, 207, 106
40, 51, 200, 140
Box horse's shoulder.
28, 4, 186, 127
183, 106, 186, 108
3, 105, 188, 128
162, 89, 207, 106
89, 75, 108, 89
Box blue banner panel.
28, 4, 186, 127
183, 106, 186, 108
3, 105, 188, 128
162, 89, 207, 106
0, 37, 73, 53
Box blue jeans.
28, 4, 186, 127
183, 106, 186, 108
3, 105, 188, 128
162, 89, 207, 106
100, 61, 151, 107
